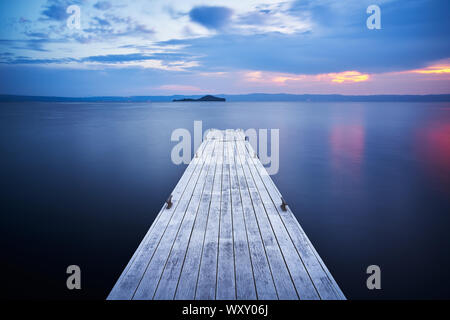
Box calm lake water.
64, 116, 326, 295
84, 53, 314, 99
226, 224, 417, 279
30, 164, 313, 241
1, 101, 449, 299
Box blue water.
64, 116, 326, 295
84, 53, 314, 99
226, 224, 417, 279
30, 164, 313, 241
1, 101, 449, 299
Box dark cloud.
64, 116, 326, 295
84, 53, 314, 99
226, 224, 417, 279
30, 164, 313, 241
1, 52, 195, 65
93, 17, 110, 27
94, 1, 112, 11
189, 6, 233, 29
78, 14, 154, 43
24, 32, 50, 39
41, 4, 68, 21
40, 0, 83, 21
0, 39, 52, 52
161, 0, 450, 74
82, 53, 155, 63
2, 57, 75, 64
1, 0, 449, 97
82, 52, 194, 63
159, 31, 448, 76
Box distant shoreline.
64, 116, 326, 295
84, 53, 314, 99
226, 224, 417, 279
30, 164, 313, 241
173, 95, 226, 102
1, 93, 450, 102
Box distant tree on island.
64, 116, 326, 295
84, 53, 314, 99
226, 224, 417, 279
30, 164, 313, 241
173, 95, 226, 102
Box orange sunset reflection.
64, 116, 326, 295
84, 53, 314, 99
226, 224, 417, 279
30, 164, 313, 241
416, 122, 450, 189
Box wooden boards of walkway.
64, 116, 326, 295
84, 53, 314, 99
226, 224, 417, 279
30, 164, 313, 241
107, 129, 345, 300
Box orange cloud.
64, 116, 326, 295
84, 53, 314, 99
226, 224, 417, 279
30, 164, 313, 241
410, 64, 450, 74
239, 61, 450, 89
242, 70, 371, 85
393, 59, 450, 76
327, 71, 370, 83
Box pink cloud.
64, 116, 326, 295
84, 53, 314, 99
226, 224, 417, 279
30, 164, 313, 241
242, 70, 370, 85
228, 60, 449, 94
407, 59, 450, 75
154, 59, 449, 95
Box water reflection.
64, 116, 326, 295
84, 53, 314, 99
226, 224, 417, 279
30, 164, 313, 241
329, 124, 365, 176
2, 101, 450, 299
416, 122, 450, 191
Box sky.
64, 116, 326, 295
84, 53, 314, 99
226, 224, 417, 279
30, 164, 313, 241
0, 0, 449, 96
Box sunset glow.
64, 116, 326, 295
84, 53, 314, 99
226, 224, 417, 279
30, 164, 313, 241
0, 0, 448, 96
243, 70, 371, 85
327, 71, 370, 83
411, 65, 450, 74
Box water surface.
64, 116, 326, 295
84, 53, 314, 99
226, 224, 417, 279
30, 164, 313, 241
1, 101, 449, 299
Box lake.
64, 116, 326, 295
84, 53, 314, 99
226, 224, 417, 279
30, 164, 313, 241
1, 101, 449, 299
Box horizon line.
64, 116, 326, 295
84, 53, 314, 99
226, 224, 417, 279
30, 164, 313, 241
1, 93, 450, 99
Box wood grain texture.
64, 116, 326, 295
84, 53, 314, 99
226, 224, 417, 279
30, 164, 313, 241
107, 130, 345, 300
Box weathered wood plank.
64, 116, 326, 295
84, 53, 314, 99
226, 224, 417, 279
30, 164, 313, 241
228, 139, 257, 300
195, 138, 224, 299
108, 129, 345, 300
217, 138, 236, 299
233, 138, 279, 300
235, 139, 298, 300
238, 131, 345, 300
174, 139, 219, 300
133, 140, 215, 299
153, 140, 217, 299
237, 139, 319, 300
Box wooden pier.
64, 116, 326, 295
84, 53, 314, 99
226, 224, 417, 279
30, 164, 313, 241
108, 129, 345, 300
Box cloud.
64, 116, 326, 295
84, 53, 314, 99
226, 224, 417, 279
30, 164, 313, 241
1, 59, 449, 97
234, 2, 310, 35
93, 17, 111, 27
160, 0, 450, 75
41, 4, 68, 21
0, 39, 53, 52
94, 1, 112, 11
327, 71, 370, 83
408, 62, 450, 75
238, 11, 270, 25
40, 0, 84, 22
2, 57, 76, 64
0, 0, 449, 96
243, 70, 370, 85
82, 53, 153, 63
78, 14, 155, 43
80, 53, 194, 63
34, 1, 154, 46
189, 6, 233, 29
228, 65, 449, 94
1, 52, 199, 72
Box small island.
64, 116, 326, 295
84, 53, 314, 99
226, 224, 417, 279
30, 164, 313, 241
173, 95, 226, 102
